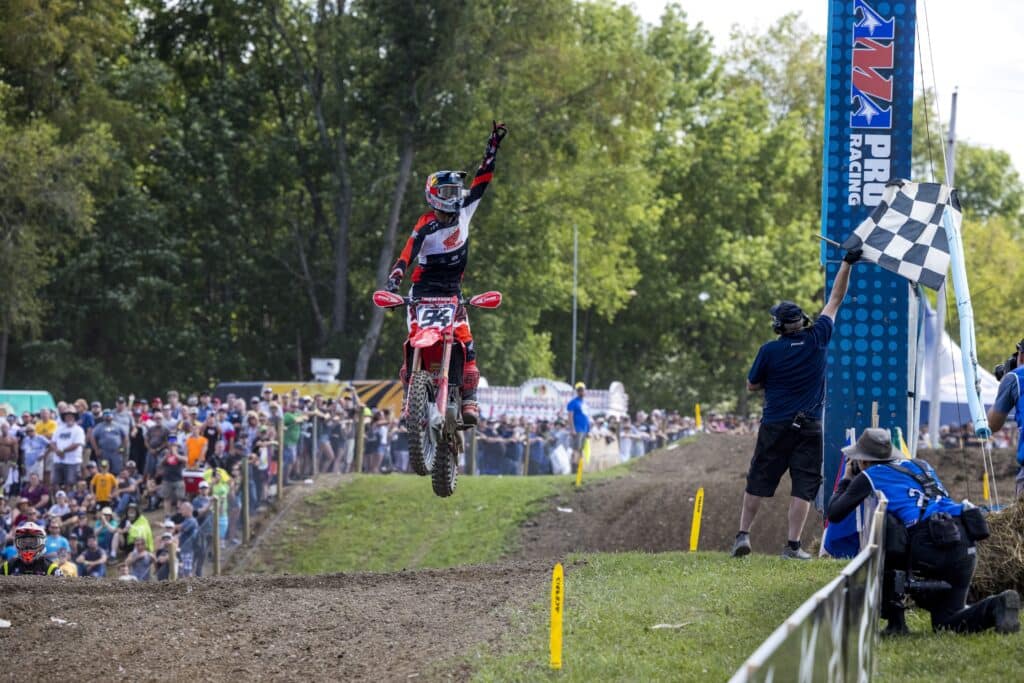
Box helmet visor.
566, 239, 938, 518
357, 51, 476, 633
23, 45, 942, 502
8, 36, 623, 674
435, 184, 462, 200
15, 535, 44, 553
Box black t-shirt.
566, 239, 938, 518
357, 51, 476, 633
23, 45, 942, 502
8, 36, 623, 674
70, 524, 94, 549
159, 452, 185, 482
202, 426, 220, 459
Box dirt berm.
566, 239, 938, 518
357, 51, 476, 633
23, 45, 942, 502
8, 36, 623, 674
517, 434, 1018, 558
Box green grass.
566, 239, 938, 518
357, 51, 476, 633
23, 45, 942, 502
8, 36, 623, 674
470, 552, 845, 682
876, 609, 1024, 682
270, 472, 586, 573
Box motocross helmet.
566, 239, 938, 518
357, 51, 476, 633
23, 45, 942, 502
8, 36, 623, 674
15, 522, 46, 564
425, 170, 468, 214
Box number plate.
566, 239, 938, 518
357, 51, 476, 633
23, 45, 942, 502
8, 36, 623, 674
416, 304, 455, 329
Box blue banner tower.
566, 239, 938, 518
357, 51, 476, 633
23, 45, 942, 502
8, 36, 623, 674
821, 1, 917, 498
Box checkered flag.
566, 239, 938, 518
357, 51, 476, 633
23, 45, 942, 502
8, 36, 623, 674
841, 180, 957, 290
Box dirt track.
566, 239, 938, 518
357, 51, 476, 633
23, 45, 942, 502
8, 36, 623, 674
0, 562, 553, 682
1, 435, 1015, 681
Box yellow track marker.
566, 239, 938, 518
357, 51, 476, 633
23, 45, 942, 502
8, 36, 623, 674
983, 470, 991, 502
689, 487, 704, 552
550, 562, 564, 670
575, 455, 584, 488
695, 403, 703, 431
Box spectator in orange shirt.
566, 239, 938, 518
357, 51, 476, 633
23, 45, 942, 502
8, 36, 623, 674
90, 459, 118, 507
185, 422, 208, 469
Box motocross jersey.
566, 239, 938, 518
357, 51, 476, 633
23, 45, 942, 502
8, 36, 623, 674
2, 558, 62, 576
391, 141, 498, 296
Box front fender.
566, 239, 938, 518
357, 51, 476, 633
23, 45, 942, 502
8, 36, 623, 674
410, 327, 443, 349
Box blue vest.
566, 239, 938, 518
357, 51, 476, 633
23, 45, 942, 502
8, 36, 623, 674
862, 459, 963, 527
1011, 367, 1024, 465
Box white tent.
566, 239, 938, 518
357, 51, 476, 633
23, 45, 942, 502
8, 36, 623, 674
918, 306, 999, 427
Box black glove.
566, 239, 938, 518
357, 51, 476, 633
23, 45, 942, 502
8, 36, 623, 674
486, 120, 508, 155
386, 267, 403, 293
843, 248, 863, 265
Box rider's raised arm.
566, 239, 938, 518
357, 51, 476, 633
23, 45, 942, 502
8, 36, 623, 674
463, 121, 507, 219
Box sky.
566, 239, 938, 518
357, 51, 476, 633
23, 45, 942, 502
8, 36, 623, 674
622, 0, 1024, 177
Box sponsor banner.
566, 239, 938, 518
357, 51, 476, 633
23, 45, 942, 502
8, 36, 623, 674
821, 0, 917, 500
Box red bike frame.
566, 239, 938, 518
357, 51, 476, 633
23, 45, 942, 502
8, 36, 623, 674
372, 290, 502, 419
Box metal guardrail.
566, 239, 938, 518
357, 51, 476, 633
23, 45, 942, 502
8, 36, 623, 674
729, 495, 888, 683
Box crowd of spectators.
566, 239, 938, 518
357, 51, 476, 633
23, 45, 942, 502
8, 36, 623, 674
0, 386, 796, 580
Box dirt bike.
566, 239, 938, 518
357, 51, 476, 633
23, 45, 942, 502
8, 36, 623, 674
372, 288, 502, 497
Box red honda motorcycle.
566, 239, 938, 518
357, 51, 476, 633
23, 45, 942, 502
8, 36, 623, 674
372, 289, 502, 496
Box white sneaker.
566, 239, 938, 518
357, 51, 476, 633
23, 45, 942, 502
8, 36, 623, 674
781, 545, 812, 560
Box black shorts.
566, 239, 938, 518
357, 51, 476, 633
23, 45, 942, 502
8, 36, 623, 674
745, 420, 823, 501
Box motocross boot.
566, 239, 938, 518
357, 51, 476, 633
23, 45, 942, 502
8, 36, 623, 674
461, 360, 480, 427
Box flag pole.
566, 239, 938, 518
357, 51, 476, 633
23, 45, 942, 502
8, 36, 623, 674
815, 235, 843, 249
928, 88, 956, 447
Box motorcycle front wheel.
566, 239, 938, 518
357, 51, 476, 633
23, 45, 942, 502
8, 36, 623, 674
431, 435, 458, 498
406, 370, 436, 476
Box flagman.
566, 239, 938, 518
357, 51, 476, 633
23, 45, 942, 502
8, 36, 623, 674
731, 247, 862, 559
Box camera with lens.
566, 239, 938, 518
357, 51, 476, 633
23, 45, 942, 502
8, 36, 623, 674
994, 339, 1024, 381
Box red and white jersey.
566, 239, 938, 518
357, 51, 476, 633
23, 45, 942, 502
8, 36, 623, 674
391, 138, 498, 296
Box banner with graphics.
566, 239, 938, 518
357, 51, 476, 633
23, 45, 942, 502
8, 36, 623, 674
820, 0, 917, 500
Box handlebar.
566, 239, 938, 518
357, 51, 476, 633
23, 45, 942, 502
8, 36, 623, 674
372, 290, 502, 310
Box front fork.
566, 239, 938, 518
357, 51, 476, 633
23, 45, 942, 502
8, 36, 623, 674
401, 334, 454, 422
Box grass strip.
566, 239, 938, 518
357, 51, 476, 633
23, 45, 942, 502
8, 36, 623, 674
471, 552, 844, 681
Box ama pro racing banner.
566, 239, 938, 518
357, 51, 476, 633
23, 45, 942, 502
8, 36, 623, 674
821, 0, 917, 500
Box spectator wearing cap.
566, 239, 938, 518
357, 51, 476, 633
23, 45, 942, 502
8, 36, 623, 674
48, 490, 72, 518
259, 387, 274, 417
566, 382, 591, 469
192, 481, 214, 577
94, 506, 118, 554
0, 421, 17, 495
196, 391, 212, 423
154, 529, 173, 581
159, 436, 186, 515
113, 462, 141, 516
112, 396, 133, 436
90, 460, 118, 508
144, 411, 170, 479
127, 537, 155, 581
52, 408, 86, 488
20, 423, 49, 481
91, 409, 128, 475
200, 413, 220, 466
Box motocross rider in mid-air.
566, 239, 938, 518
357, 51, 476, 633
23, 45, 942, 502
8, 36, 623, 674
387, 121, 508, 427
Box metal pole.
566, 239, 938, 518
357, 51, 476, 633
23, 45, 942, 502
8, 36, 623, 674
312, 410, 319, 476
571, 222, 578, 386
928, 88, 956, 448
466, 428, 476, 475
242, 460, 251, 544
276, 416, 284, 498
212, 496, 221, 576
523, 436, 530, 476
353, 411, 365, 474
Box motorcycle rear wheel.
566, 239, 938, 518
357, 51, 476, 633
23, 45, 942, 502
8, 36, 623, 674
407, 370, 436, 476
431, 436, 458, 497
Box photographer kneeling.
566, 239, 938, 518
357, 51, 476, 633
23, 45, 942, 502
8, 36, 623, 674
827, 428, 1019, 635
987, 339, 1024, 497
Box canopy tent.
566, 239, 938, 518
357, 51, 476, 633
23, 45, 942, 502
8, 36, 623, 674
918, 301, 1000, 428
